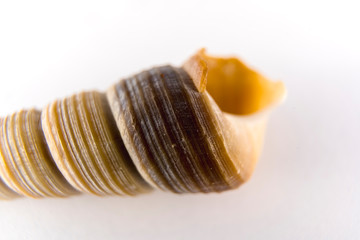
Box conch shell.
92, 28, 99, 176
0, 49, 286, 199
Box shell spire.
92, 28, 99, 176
0, 49, 286, 199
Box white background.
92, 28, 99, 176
0, 0, 359, 239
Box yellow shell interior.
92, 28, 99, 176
184, 49, 286, 115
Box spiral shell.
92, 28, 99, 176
0, 49, 286, 199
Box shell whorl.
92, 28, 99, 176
0, 50, 286, 199
107, 66, 242, 193
0, 110, 75, 198
41, 91, 150, 196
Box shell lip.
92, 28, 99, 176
183, 48, 287, 119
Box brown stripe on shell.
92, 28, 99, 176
107, 66, 242, 193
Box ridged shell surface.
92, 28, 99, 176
41, 91, 150, 196
0, 110, 75, 198
107, 66, 242, 193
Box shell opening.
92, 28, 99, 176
183, 49, 286, 115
